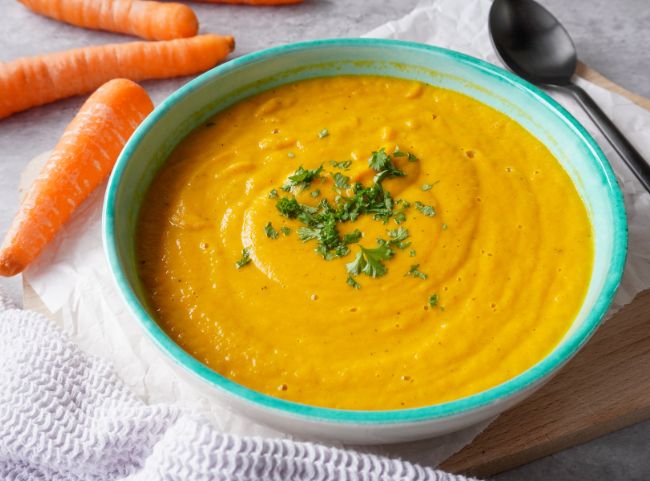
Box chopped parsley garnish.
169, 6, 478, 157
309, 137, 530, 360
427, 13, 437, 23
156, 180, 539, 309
266, 145, 438, 302
264, 222, 279, 239
442, 223, 448, 231
283, 165, 323, 192
368, 148, 392, 171
368, 147, 405, 183
235, 248, 251, 269
329, 159, 352, 170
415, 201, 436, 217
428, 294, 439, 308
342, 229, 362, 245
346, 243, 393, 278
393, 145, 418, 162
287, 151, 296, 158
318, 128, 329, 139
387, 227, 410, 249
296, 212, 349, 259
274, 177, 408, 261
332, 172, 350, 190
393, 211, 407, 224
346, 276, 361, 289
407, 264, 428, 280
276, 197, 303, 218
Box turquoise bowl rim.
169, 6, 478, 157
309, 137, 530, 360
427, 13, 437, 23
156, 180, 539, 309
103, 38, 627, 425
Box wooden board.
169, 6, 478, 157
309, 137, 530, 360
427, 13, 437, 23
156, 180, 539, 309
23, 63, 650, 478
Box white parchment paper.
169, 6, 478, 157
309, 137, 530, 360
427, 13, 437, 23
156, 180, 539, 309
24, 0, 650, 467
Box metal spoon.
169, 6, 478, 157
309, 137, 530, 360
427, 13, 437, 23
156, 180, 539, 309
489, 0, 650, 193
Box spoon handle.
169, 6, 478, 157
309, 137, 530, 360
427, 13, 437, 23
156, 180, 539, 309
563, 83, 650, 193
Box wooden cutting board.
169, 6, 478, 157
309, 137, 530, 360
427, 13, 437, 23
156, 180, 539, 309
22, 62, 650, 478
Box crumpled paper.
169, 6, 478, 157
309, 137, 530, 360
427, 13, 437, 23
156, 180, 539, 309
24, 0, 650, 467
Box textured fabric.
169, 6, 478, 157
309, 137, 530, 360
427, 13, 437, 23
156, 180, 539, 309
0, 291, 479, 481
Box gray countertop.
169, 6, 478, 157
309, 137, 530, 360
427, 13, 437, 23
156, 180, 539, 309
1, 0, 649, 479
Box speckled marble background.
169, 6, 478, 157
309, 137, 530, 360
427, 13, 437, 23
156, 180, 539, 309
1, 0, 649, 479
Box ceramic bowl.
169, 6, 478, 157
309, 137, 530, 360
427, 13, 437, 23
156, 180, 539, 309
103, 38, 627, 444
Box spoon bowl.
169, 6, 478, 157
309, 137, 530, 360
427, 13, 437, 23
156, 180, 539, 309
489, 0, 576, 85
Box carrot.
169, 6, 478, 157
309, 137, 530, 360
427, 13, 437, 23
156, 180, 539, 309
17, 0, 199, 40
0, 35, 234, 119
0, 79, 153, 277
192, 0, 302, 4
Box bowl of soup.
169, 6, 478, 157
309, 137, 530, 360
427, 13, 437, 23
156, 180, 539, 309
103, 38, 626, 443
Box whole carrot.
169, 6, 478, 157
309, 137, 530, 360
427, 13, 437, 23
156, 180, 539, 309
18, 0, 199, 40
193, 0, 301, 4
0, 34, 234, 119
0, 79, 154, 277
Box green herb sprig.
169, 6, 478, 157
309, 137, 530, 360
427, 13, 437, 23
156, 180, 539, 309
235, 248, 251, 269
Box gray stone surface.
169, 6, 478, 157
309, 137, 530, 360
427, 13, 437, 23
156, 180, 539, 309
0, 0, 648, 479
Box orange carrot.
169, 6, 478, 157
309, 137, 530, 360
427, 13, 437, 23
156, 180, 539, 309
0, 79, 153, 276
0, 35, 234, 119
18, 0, 199, 40
193, 0, 302, 4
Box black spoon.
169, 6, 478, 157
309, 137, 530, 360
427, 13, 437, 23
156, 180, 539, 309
489, 0, 650, 193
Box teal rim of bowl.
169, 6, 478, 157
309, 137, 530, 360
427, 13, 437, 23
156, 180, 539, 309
103, 38, 628, 424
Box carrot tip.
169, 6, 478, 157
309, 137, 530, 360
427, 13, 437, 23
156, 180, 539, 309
0, 254, 24, 277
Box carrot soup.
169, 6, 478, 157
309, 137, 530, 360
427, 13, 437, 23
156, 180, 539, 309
136, 76, 593, 410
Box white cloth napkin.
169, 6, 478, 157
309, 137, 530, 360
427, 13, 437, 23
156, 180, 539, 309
19, 0, 650, 473
0, 288, 478, 481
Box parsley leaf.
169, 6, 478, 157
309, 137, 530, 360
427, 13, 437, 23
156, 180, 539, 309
268, 189, 278, 199
428, 294, 439, 308
368, 148, 392, 171
332, 172, 350, 190
407, 264, 428, 280
346, 243, 393, 278
346, 276, 361, 289
415, 201, 436, 217
393, 146, 418, 162
235, 248, 251, 269
297, 226, 319, 241
329, 159, 352, 170
421, 184, 432, 191
343, 229, 362, 245
311, 189, 320, 198
393, 212, 407, 224
287, 151, 295, 158
280, 226, 291, 236
369, 147, 405, 183
264, 222, 279, 239
297, 214, 347, 259
387, 227, 410, 249
409, 248, 417, 257
276, 197, 303, 218
318, 128, 329, 139
284, 165, 323, 191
